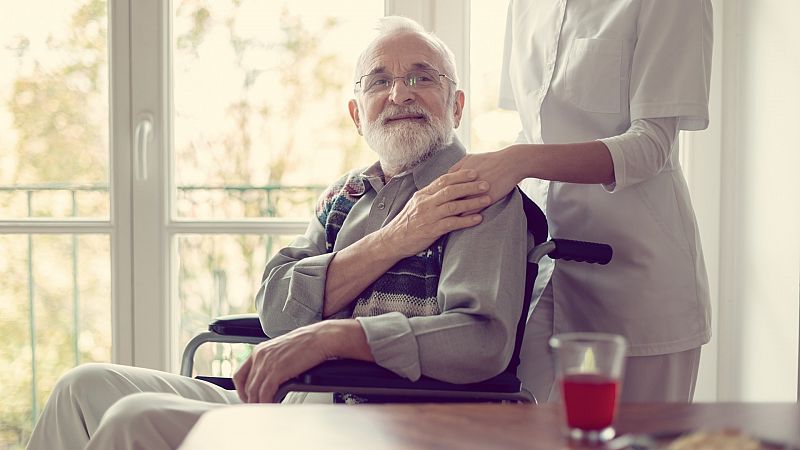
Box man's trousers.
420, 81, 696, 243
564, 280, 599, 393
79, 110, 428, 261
26, 363, 330, 450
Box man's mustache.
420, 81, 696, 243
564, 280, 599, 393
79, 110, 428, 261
379, 106, 432, 125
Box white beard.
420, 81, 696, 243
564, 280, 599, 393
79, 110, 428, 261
362, 103, 454, 177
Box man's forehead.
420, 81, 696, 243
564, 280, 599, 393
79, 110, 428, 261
363, 33, 444, 74
366, 62, 437, 75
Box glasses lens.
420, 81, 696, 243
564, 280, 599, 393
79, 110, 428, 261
362, 73, 392, 93
407, 70, 439, 87
358, 70, 443, 93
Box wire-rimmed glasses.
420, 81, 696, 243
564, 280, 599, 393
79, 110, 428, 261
355, 69, 456, 94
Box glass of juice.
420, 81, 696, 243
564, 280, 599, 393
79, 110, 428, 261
549, 332, 627, 443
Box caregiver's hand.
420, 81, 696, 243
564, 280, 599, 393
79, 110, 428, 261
448, 146, 527, 208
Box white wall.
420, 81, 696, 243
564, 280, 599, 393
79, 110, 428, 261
716, 0, 800, 401
682, 0, 724, 402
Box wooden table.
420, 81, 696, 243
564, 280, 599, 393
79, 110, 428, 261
179, 403, 800, 449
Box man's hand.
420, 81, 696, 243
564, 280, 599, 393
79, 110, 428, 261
232, 320, 372, 403
378, 169, 492, 259
233, 322, 329, 403
448, 147, 526, 209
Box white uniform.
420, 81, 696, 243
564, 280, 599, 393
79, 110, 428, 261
501, 0, 713, 402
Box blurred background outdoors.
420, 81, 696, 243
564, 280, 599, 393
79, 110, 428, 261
0, 0, 516, 447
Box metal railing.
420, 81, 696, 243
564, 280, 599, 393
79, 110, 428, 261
0, 182, 324, 428
175, 184, 324, 218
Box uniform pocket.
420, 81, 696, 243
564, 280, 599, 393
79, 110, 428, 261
565, 38, 623, 113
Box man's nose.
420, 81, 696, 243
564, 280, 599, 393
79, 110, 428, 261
388, 78, 415, 105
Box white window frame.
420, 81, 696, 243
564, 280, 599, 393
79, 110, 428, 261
109, 0, 134, 366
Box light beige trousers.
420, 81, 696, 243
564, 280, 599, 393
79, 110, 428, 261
517, 282, 702, 404
26, 363, 330, 450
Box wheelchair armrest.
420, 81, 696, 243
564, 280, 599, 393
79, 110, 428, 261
180, 315, 268, 377
209, 313, 266, 338
197, 361, 522, 394
190, 322, 533, 403
299, 359, 522, 393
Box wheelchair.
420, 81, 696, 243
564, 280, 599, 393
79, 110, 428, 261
181, 191, 612, 403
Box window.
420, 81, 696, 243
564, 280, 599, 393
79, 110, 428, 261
468, 0, 520, 152
0, 1, 112, 446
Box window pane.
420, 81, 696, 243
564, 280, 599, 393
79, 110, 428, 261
0, 0, 110, 219
172, 0, 383, 219
469, 0, 520, 153
175, 234, 296, 375
0, 234, 110, 447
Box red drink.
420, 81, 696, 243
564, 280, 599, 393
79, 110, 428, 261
561, 374, 619, 430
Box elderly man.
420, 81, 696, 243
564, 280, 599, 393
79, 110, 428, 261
27, 16, 528, 450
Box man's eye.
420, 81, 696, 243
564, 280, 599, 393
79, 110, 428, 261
369, 77, 391, 88
415, 74, 434, 82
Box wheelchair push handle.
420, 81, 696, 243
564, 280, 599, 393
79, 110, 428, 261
548, 239, 613, 265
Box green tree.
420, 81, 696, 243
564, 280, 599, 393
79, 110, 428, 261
1, 1, 109, 448
9, 0, 108, 186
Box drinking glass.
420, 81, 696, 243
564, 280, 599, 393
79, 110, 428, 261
549, 332, 627, 443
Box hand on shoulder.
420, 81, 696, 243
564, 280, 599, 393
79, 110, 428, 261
448, 146, 527, 207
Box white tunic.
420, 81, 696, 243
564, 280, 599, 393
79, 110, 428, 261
500, 0, 713, 356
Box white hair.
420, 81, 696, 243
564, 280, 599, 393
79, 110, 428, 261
353, 16, 459, 95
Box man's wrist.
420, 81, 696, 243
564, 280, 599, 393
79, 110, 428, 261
316, 319, 374, 362
372, 227, 410, 260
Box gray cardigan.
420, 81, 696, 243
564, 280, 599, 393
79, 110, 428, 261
255, 140, 529, 384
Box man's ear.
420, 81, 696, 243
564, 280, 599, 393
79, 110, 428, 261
452, 90, 466, 128
348, 99, 363, 135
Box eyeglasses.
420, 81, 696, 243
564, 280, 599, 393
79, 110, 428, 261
355, 69, 456, 94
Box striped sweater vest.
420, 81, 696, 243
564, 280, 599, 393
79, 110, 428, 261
315, 171, 446, 319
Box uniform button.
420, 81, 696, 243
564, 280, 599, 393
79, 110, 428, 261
377, 202, 385, 209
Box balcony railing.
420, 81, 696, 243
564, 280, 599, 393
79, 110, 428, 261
0, 183, 324, 446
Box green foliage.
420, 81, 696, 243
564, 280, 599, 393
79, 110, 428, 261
2, 1, 110, 446
8, 0, 108, 185
176, 5, 211, 56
